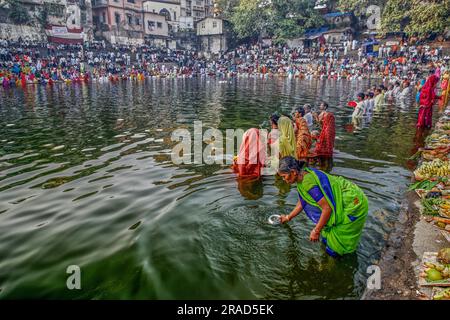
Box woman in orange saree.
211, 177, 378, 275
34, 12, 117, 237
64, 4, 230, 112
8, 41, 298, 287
293, 107, 312, 160
232, 128, 266, 178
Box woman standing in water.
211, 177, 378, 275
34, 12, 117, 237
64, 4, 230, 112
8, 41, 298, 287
293, 107, 312, 160
232, 128, 266, 178
278, 116, 297, 159
278, 157, 369, 257
417, 70, 439, 129
314, 102, 335, 158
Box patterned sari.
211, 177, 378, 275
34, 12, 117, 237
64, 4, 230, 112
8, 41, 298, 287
315, 112, 336, 157
297, 168, 369, 257
295, 117, 312, 159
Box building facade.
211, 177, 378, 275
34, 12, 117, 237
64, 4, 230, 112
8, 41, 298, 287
143, 11, 169, 47
197, 17, 227, 54
92, 0, 145, 44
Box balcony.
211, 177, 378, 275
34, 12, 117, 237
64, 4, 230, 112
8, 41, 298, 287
92, 0, 109, 8
193, 6, 204, 11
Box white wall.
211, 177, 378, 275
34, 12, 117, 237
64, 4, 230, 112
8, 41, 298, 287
197, 17, 223, 36
143, 1, 181, 23
144, 12, 169, 37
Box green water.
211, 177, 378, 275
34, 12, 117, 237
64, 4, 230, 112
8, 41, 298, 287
0, 78, 425, 299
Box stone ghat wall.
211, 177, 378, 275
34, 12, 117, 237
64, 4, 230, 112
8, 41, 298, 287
0, 23, 46, 42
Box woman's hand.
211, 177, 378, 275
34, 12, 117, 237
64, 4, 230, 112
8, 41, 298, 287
280, 215, 290, 224
309, 228, 321, 242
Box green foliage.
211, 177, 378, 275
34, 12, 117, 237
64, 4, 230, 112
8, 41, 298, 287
381, 0, 450, 36
380, 0, 407, 34
230, 0, 325, 41
337, 0, 371, 16
230, 0, 271, 39
6, 0, 30, 24
404, 0, 450, 36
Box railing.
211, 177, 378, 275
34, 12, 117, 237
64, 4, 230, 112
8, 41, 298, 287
92, 0, 109, 7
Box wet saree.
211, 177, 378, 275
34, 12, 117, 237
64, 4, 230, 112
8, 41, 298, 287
417, 74, 439, 128
278, 116, 297, 159
232, 128, 266, 178
297, 168, 369, 256
295, 117, 312, 159
315, 112, 335, 157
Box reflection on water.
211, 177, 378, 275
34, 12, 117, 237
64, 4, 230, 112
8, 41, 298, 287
0, 78, 434, 299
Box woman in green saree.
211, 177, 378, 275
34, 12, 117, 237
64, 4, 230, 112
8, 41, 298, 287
278, 156, 369, 257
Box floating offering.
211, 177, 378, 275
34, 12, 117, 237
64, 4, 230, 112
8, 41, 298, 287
51, 145, 65, 151
347, 101, 357, 108
268, 214, 281, 225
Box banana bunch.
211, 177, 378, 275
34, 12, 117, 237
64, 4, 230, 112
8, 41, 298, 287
440, 201, 450, 218
414, 159, 450, 180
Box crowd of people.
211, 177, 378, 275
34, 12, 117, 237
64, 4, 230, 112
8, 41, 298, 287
1, 37, 449, 87
230, 58, 449, 258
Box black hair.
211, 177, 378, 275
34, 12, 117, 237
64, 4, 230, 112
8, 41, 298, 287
278, 156, 306, 174
321, 102, 329, 110
270, 114, 280, 126
295, 107, 305, 117
369, 92, 374, 98
357, 92, 365, 100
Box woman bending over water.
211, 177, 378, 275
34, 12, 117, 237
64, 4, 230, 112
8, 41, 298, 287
278, 157, 369, 257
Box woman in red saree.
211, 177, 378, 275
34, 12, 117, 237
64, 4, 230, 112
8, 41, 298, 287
232, 128, 266, 178
417, 70, 439, 129
314, 107, 336, 157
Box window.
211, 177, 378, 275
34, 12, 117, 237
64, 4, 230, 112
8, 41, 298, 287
127, 14, 132, 25
102, 12, 106, 23
157, 22, 163, 28
127, 0, 135, 3
213, 21, 217, 28
148, 21, 155, 30
196, 1, 202, 5
174, 12, 176, 21
115, 13, 121, 25
136, 17, 140, 25
201, 22, 205, 29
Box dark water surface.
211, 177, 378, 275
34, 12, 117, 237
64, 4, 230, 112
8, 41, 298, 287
0, 78, 427, 299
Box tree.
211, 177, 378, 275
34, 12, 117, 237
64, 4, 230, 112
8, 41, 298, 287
230, 0, 272, 40
337, 0, 372, 16
270, 0, 325, 41
379, 0, 408, 33
6, 0, 30, 24
380, 0, 450, 36
403, 0, 450, 37
230, 0, 325, 42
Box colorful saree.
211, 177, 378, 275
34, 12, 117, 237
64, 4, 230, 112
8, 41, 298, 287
314, 112, 335, 157
295, 117, 312, 159
417, 74, 439, 128
278, 116, 297, 159
297, 168, 369, 256
232, 128, 266, 178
